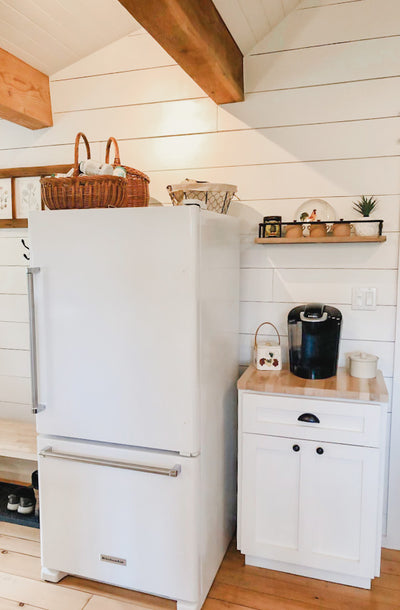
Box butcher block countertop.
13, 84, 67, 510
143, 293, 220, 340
238, 365, 388, 403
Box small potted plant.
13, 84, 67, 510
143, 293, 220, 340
353, 195, 379, 236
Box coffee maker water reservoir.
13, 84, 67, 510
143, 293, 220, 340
288, 303, 342, 379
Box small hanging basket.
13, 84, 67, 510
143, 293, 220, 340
254, 322, 282, 371
105, 137, 150, 207
41, 132, 126, 210
167, 179, 237, 214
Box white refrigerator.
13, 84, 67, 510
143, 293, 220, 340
28, 206, 239, 610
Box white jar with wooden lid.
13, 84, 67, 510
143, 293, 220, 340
349, 352, 378, 379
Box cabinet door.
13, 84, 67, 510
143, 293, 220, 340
239, 434, 380, 578
240, 434, 303, 564
301, 441, 380, 577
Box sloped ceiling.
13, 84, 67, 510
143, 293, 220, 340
0, 0, 140, 75
0, 0, 301, 77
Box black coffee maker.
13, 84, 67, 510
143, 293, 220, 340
288, 303, 342, 379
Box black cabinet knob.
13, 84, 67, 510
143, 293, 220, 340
292, 444, 300, 452
316, 447, 324, 455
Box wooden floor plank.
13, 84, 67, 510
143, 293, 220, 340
209, 581, 326, 609
0, 597, 43, 610
381, 548, 400, 563
61, 576, 175, 609
0, 522, 40, 542
0, 572, 91, 610
0, 534, 40, 557
84, 594, 167, 609
381, 558, 400, 576
216, 565, 400, 610
0, 548, 41, 580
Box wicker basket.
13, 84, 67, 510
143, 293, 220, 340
167, 179, 237, 214
41, 132, 126, 210
105, 137, 150, 207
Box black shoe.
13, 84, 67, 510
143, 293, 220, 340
18, 495, 35, 515
6, 494, 19, 511
31, 470, 38, 490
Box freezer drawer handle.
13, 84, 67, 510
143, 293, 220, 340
39, 447, 182, 477
27, 267, 46, 415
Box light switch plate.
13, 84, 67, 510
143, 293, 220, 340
352, 287, 377, 310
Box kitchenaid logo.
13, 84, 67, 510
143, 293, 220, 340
100, 554, 127, 566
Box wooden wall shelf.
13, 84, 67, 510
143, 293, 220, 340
255, 236, 387, 244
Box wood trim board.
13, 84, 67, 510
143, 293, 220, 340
0, 165, 70, 228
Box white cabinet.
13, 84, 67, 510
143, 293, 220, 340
238, 390, 387, 589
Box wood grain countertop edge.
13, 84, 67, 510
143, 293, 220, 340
237, 365, 389, 404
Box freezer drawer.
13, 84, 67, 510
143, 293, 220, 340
38, 437, 200, 602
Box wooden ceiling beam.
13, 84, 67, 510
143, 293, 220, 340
117, 0, 244, 104
0, 48, 53, 130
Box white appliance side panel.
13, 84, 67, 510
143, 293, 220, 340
29, 207, 200, 454
198, 211, 239, 602
38, 436, 200, 602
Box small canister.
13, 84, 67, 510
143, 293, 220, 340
254, 322, 282, 371
349, 352, 378, 379
263, 216, 282, 238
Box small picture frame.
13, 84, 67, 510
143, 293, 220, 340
15, 177, 42, 218
0, 164, 70, 228
0, 178, 12, 219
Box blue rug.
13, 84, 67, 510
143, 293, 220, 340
0, 482, 39, 529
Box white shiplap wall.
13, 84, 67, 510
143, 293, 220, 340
0, 0, 399, 544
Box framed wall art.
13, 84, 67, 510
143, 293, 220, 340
0, 164, 70, 228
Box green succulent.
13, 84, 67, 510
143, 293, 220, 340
353, 195, 378, 217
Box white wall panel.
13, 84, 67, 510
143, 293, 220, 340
0, 348, 30, 377
0, 323, 29, 350
52, 31, 175, 80
240, 234, 399, 270
0, 296, 28, 323
0, 403, 32, 422
102, 117, 400, 173
219, 78, 400, 130
0, 376, 31, 404
0, 142, 101, 172
0, 239, 28, 266
51, 65, 206, 113
147, 157, 400, 203
240, 301, 396, 342
246, 37, 400, 92
229, 195, 400, 235
255, 0, 390, 54
273, 269, 397, 305
240, 269, 274, 302
0, 99, 218, 151
239, 333, 394, 376
0, 268, 27, 294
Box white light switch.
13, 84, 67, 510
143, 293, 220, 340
352, 287, 377, 310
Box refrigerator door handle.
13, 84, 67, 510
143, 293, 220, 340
27, 267, 46, 415
39, 447, 182, 477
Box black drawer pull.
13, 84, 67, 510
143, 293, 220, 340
316, 447, 324, 455
298, 413, 320, 424
292, 444, 300, 452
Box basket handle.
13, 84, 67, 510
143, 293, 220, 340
73, 132, 91, 177
254, 322, 281, 349
105, 137, 121, 165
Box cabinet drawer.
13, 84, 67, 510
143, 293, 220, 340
38, 437, 199, 602
241, 392, 381, 447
